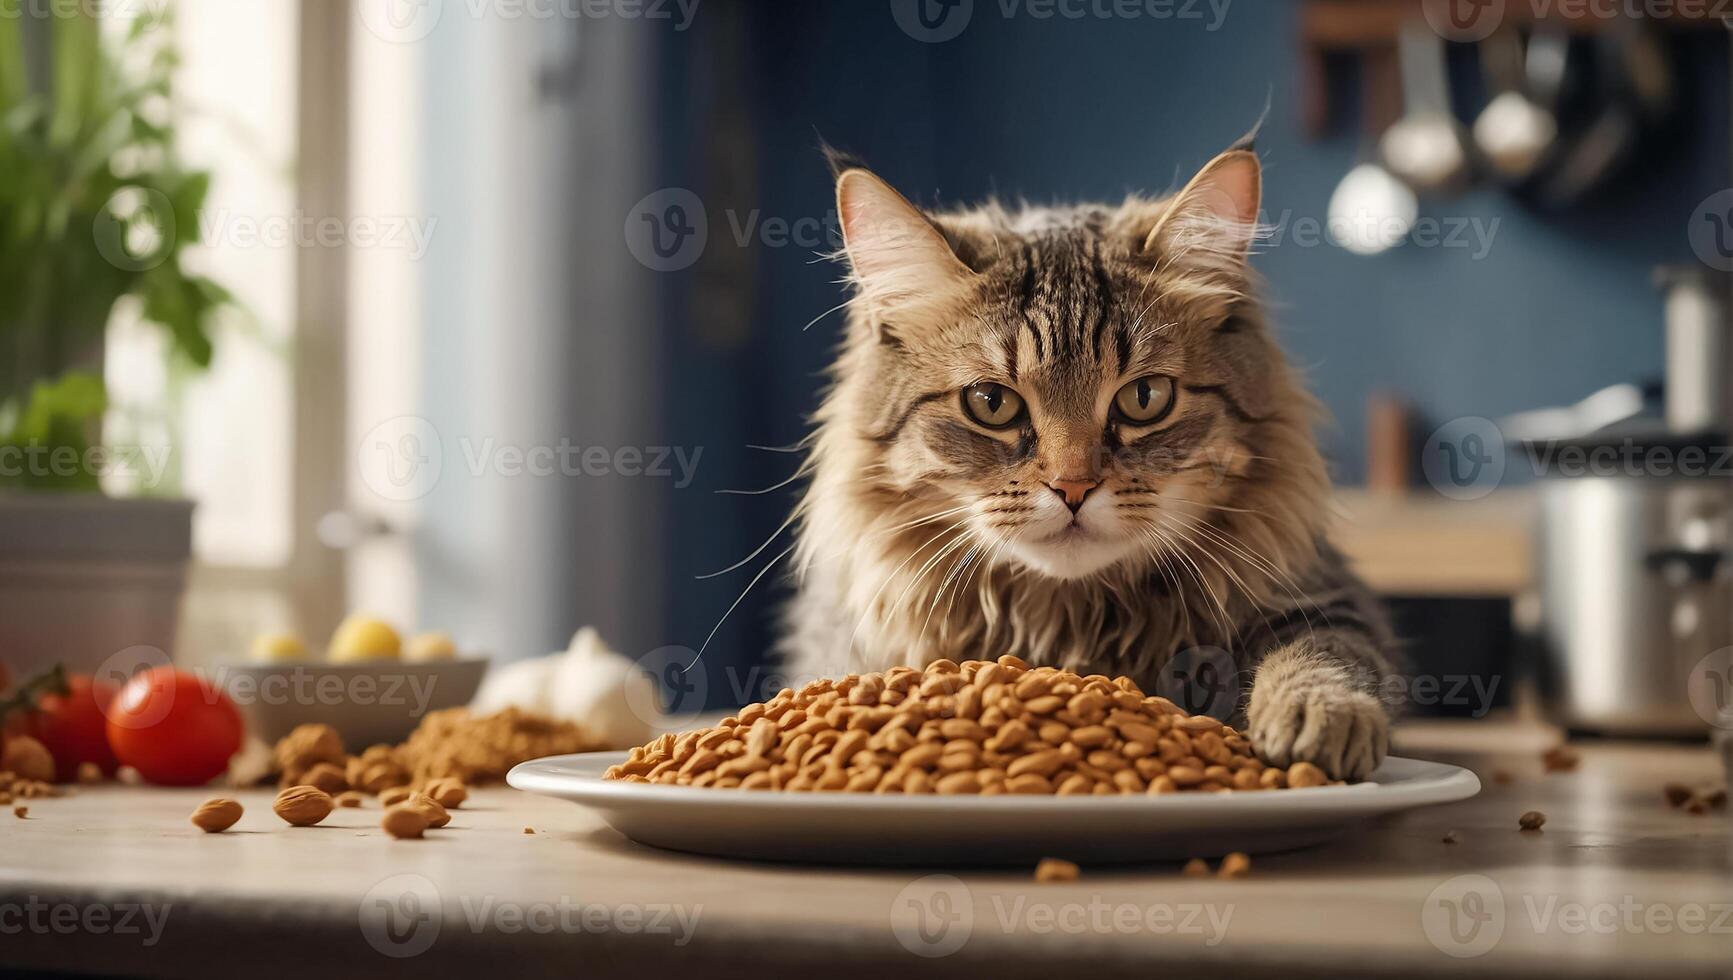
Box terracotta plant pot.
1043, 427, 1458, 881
0, 494, 194, 676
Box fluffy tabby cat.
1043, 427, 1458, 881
780, 140, 1397, 779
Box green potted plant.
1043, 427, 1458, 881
0, 10, 233, 673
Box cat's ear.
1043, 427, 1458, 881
836, 168, 975, 308
1142, 149, 1262, 269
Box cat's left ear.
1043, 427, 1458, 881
1142, 149, 1262, 268
835, 168, 976, 309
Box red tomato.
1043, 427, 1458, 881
32, 675, 120, 781
106, 668, 244, 786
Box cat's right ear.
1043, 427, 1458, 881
835, 168, 975, 309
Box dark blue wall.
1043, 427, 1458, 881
652, 3, 1729, 695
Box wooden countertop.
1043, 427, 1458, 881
1, 721, 1726, 980
1331, 489, 1536, 597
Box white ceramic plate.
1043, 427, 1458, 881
508, 751, 1480, 864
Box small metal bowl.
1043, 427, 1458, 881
218, 658, 489, 750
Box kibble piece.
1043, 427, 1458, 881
1442, 830, 1459, 844
304, 762, 349, 795
408, 792, 450, 828
1181, 858, 1210, 877
76, 762, 103, 785
1217, 852, 1251, 879
379, 786, 413, 807
1664, 783, 1694, 808
1518, 810, 1546, 831
1, 736, 55, 784
425, 777, 468, 808
12, 805, 27, 819
335, 791, 365, 808
273, 785, 335, 827
1286, 761, 1328, 788
190, 798, 244, 833
523, 827, 535, 835
1034, 858, 1080, 883
1541, 745, 1580, 773
382, 804, 430, 839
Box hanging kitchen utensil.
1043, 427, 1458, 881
1330, 44, 1417, 255
1535, 21, 1677, 210
1381, 20, 1469, 194
1473, 28, 1558, 182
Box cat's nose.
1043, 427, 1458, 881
1048, 478, 1098, 513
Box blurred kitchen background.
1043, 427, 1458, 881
3, 0, 1730, 734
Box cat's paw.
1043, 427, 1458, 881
1246, 649, 1388, 781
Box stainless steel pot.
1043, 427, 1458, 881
1535, 469, 1729, 735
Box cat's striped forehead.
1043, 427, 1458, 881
930, 213, 1183, 415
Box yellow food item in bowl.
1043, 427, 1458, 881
251, 631, 309, 663
329, 615, 402, 662
406, 631, 458, 662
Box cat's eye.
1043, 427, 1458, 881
1113, 375, 1177, 425
961, 382, 1026, 430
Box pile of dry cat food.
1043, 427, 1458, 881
276, 706, 600, 790
605, 655, 1338, 794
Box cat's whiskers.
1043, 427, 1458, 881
843, 520, 971, 658
1152, 516, 1256, 648
693, 543, 796, 666
888, 528, 981, 659
1139, 522, 1234, 645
